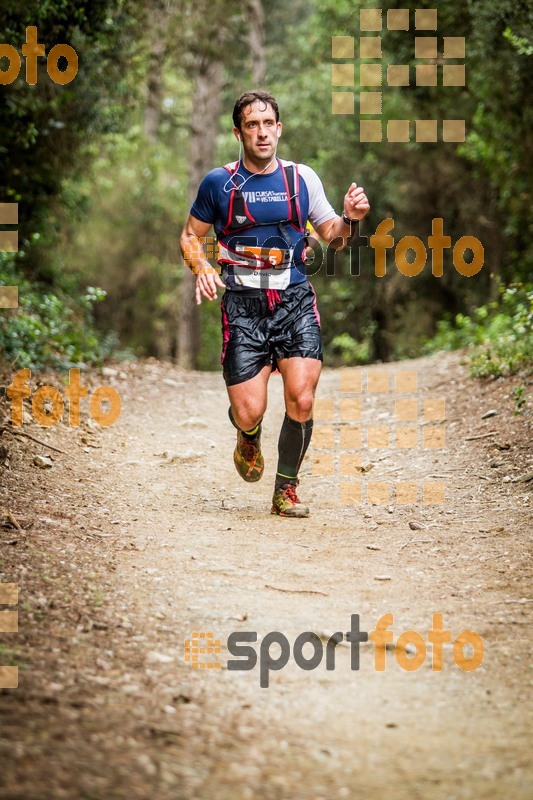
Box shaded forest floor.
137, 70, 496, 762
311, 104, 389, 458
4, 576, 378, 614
0, 352, 532, 800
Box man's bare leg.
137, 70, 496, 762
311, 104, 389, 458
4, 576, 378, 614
227, 363, 272, 431
271, 357, 322, 516
227, 364, 271, 483
277, 357, 322, 422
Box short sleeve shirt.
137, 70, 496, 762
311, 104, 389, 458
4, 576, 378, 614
190, 159, 336, 290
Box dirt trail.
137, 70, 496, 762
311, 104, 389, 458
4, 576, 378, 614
0, 352, 531, 800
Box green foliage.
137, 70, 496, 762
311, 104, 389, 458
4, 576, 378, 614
511, 385, 526, 414
424, 283, 533, 377
328, 331, 374, 366
0, 253, 114, 369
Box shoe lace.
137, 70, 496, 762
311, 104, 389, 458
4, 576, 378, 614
241, 438, 259, 461
283, 484, 300, 504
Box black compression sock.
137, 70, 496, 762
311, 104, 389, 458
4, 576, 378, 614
275, 413, 313, 490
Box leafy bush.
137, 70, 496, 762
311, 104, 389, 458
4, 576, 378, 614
424, 283, 533, 377
0, 253, 116, 370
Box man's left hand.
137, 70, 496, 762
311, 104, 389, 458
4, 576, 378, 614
344, 182, 370, 221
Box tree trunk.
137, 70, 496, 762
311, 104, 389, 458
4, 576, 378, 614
143, 3, 169, 142
245, 0, 265, 85
177, 56, 224, 369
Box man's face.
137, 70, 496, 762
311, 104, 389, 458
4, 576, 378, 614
234, 101, 281, 162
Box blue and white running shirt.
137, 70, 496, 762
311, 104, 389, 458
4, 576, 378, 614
190, 158, 337, 290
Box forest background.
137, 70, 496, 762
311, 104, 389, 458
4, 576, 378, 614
0, 0, 531, 377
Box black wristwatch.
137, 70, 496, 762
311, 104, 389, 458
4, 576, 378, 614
342, 212, 359, 226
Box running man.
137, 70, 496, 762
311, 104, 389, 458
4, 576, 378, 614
180, 90, 369, 517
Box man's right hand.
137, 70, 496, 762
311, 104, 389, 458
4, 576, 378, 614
195, 265, 226, 304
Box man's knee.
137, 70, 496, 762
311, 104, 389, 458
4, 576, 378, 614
286, 388, 315, 419
232, 401, 266, 431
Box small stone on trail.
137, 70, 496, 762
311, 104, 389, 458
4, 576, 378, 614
409, 521, 427, 530
481, 409, 499, 419
374, 575, 392, 581
366, 544, 381, 550
33, 455, 53, 469
147, 652, 174, 664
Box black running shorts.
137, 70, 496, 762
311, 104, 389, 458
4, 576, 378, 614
220, 281, 323, 386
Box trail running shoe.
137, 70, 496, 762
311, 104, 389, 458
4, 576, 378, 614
271, 484, 310, 518
234, 428, 264, 482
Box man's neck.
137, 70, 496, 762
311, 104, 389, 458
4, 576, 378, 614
242, 154, 278, 174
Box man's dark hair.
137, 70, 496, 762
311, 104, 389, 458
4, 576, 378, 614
232, 91, 280, 130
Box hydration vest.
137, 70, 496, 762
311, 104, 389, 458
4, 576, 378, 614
221, 158, 305, 239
